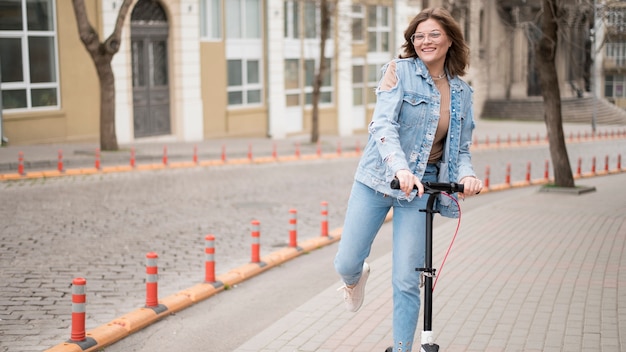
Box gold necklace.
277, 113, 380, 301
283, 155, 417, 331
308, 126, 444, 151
432, 73, 446, 80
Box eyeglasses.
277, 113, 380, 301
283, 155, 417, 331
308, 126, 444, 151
411, 31, 443, 44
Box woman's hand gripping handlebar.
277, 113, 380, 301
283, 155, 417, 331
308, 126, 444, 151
390, 177, 465, 195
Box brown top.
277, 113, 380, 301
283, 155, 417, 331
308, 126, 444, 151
428, 76, 450, 163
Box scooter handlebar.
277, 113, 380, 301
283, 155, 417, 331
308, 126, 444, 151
390, 178, 464, 194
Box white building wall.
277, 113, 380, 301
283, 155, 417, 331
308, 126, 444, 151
170, 0, 203, 141
267, 1, 287, 139
336, 0, 353, 136
102, 0, 134, 144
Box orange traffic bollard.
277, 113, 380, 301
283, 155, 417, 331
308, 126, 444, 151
70, 277, 87, 342
251, 220, 260, 263
205, 235, 215, 283
145, 252, 159, 307
320, 201, 329, 237
289, 209, 297, 248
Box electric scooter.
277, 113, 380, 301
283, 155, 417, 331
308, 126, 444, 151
388, 179, 465, 352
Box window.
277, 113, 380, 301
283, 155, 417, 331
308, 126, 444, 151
367, 5, 390, 53
284, 58, 300, 106
606, 43, 626, 66
366, 63, 381, 104
200, 0, 222, 39
226, 0, 261, 39
605, 75, 626, 99
352, 64, 365, 106
0, 0, 59, 111
303, 0, 317, 39
284, 0, 299, 39
227, 59, 262, 105
351, 5, 364, 42
304, 58, 332, 105
225, 0, 263, 106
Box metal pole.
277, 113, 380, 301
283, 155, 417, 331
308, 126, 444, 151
0, 56, 4, 145
592, 0, 598, 133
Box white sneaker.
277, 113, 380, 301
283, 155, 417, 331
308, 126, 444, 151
337, 262, 370, 312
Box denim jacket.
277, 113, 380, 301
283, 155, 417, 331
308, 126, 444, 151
354, 57, 476, 218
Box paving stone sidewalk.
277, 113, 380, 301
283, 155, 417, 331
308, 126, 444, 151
235, 173, 626, 352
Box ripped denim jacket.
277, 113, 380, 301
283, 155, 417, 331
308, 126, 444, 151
353, 57, 476, 218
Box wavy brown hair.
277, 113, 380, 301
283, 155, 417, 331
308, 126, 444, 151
400, 7, 470, 77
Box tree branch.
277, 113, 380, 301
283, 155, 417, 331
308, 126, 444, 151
71, 0, 100, 56
104, 0, 134, 55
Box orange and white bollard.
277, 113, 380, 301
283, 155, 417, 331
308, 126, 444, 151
544, 160, 550, 180
58, 150, 64, 172
525, 162, 531, 183
248, 143, 253, 161
289, 209, 297, 248
95, 148, 101, 170
618, 154, 622, 170
604, 155, 609, 173
205, 235, 215, 283
130, 147, 136, 168
591, 156, 597, 174
251, 220, 261, 263
272, 142, 277, 159
505, 163, 511, 186
484, 165, 490, 189
221, 144, 227, 162
145, 252, 159, 307
17, 152, 25, 176
355, 140, 361, 154
193, 145, 198, 164
70, 277, 87, 342
162, 146, 168, 165
336, 141, 342, 155
576, 157, 582, 177
295, 142, 301, 158
320, 201, 329, 237
316, 141, 321, 157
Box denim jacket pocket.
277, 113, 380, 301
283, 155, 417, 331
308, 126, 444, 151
398, 93, 429, 128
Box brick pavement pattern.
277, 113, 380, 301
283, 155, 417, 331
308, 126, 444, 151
236, 173, 626, 352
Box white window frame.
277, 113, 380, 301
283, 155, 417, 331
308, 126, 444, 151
226, 58, 263, 107
225, 0, 261, 39
351, 4, 365, 43
0, 0, 60, 112
367, 5, 391, 53
225, 0, 263, 107
304, 57, 333, 106
352, 62, 365, 107
200, 0, 222, 40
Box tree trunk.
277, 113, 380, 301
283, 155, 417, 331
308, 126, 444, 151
311, 0, 332, 144
536, 0, 575, 187
71, 0, 132, 151
97, 63, 118, 151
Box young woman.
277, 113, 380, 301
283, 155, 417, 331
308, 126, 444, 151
334, 7, 483, 352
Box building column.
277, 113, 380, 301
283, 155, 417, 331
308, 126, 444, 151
336, 0, 353, 136
171, 0, 203, 141
267, 1, 287, 139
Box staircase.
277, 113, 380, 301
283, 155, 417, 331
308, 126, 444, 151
481, 96, 626, 125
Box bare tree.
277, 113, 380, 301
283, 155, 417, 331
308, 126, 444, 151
535, 0, 575, 187
71, 0, 134, 151
310, 0, 336, 143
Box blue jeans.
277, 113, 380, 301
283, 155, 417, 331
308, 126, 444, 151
334, 164, 438, 352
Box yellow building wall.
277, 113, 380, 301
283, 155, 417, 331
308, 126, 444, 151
200, 42, 268, 138
200, 42, 227, 138
3, 1, 100, 145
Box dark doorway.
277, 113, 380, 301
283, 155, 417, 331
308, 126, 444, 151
131, 0, 170, 138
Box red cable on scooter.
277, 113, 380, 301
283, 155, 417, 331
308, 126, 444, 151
432, 192, 462, 292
